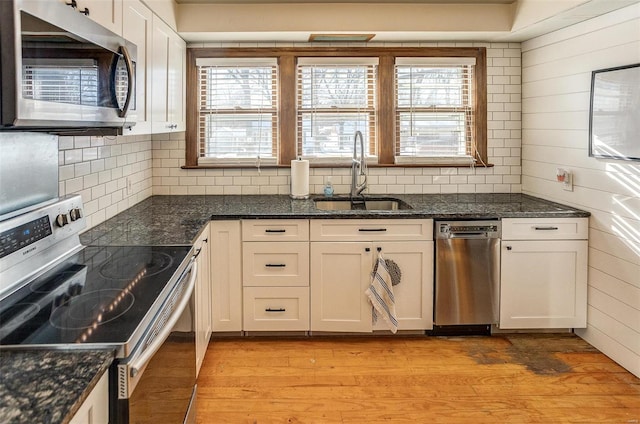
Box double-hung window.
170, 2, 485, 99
196, 58, 278, 165
395, 57, 477, 165
297, 58, 378, 163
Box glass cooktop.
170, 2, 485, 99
0, 245, 191, 347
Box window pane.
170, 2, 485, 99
298, 64, 376, 159
203, 67, 274, 110
198, 63, 277, 161
300, 67, 370, 108
396, 66, 466, 108
202, 113, 275, 159
398, 112, 467, 157
300, 113, 372, 156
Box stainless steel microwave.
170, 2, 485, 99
0, 0, 137, 134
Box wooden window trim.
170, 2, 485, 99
185, 47, 487, 168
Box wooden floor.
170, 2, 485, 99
196, 334, 640, 423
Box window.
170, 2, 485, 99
185, 48, 486, 168
297, 58, 377, 162
195, 58, 278, 165
395, 57, 476, 164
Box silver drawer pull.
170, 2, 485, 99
265, 308, 286, 312
533, 226, 559, 231
265, 229, 286, 233
265, 263, 286, 268
358, 228, 387, 232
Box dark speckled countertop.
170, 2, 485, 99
80, 193, 590, 246
0, 349, 114, 424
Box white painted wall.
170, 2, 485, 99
521, 4, 640, 377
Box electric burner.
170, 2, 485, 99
49, 289, 135, 330
99, 251, 173, 280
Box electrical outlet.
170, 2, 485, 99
556, 168, 573, 192
126, 177, 133, 196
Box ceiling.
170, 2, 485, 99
175, 0, 640, 43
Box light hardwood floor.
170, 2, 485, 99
196, 334, 640, 423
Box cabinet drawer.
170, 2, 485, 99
310, 219, 432, 242
242, 220, 309, 241
242, 242, 309, 286
502, 218, 588, 240
243, 287, 310, 331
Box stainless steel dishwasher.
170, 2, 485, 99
434, 220, 501, 331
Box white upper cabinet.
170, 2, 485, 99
122, 0, 152, 135
58, 0, 124, 35
151, 15, 186, 133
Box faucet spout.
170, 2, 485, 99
350, 130, 367, 201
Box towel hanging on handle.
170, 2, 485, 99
365, 252, 398, 333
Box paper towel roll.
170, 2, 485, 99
290, 159, 309, 199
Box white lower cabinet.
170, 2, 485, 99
194, 224, 211, 376
310, 242, 373, 332
243, 287, 310, 331
499, 218, 588, 329
68, 371, 109, 424
310, 220, 434, 333
241, 220, 310, 332
210, 221, 243, 332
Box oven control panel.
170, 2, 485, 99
0, 216, 53, 259
0, 195, 85, 287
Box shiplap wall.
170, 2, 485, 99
152, 42, 522, 195
521, 4, 640, 377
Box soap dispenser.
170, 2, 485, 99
323, 177, 334, 197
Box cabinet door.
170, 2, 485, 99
500, 240, 588, 329
310, 242, 373, 332
68, 371, 109, 424
210, 221, 243, 332
122, 0, 152, 135
372, 241, 434, 331
195, 224, 211, 376
150, 14, 170, 133
59, 0, 123, 36
150, 16, 184, 133
167, 34, 186, 131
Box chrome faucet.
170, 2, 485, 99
350, 130, 368, 201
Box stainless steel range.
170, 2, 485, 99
0, 195, 198, 423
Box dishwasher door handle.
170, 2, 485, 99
449, 232, 489, 239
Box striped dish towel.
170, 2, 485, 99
365, 252, 398, 334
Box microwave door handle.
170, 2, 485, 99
118, 45, 134, 118
129, 259, 197, 377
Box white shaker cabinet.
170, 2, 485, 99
58, 0, 123, 36
310, 241, 374, 333
68, 371, 109, 424
210, 221, 243, 332
310, 220, 433, 333
122, 0, 152, 135
242, 220, 310, 332
500, 218, 588, 329
194, 224, 211, 376
151, 15, 186, 133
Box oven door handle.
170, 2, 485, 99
129, 258, 197, 378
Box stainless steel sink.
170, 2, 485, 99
314, 198, 411, 211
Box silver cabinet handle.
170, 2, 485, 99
533, 226, 559, 231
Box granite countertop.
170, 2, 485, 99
0, 349, 114, 424
80, 193, 590, 246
